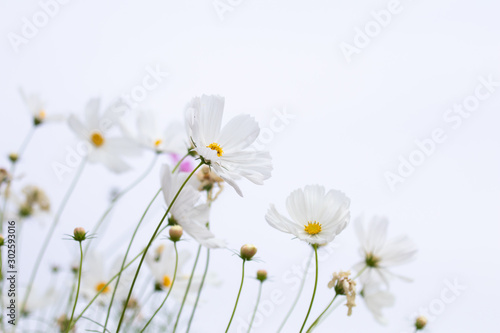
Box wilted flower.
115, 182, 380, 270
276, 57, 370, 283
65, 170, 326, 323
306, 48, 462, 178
265, 185, 350, 245
185, 94, 272, 196
354, 216, 417, 285
328, 270, 356, 316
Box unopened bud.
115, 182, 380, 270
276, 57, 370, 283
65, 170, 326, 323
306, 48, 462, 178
256, 269, 267, 282
0, 234, 4, 246
240, 244, 257, 261
169, 226, 183, 242
73, 227, 86, 242
8, 153, 18, 163
415, 316, 427, 330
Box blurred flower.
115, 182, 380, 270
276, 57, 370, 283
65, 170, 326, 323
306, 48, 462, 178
328, 270, 356, 316
68, 98, 140, 173
120, 110, 186, 154
9, 185, 51, 221
360, 281, 395, 324
265, 185, 350, 245
17, 285, 58, 315
19, 88, 62, 125
354, 216, 417, 285
161, 164, 225, 248
185, 94, 272, 196
146, 243, 190, 292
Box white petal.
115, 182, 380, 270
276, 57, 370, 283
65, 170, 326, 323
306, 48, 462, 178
217, 115, 260, 152
85, 98, 101, 130
67, 115, 89, 141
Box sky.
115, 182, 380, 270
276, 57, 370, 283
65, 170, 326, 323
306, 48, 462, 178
1, 0, 499, 332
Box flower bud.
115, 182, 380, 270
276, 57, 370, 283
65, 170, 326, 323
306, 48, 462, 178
256, 269, 268, 282
73, 227, 87, 242
415, 316, 427, 330
8, 153, 18, 163
169, 225, 183, 242
0, 234, 4, 246
240, 244, 257, 260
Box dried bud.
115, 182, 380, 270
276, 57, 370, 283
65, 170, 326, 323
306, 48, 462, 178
169, 226, 183, 242
240, 244, 257, 261
328, 270, 357, 316
415, 316, 428, 330
73, 227, 87, 242
0, 234, 4, 246
256, 269, 268, 282
8, 153, 18, 163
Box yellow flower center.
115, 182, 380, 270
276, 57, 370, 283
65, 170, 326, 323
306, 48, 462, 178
91, 131, 105, 147
38, 110, 46, 119
206, 142, 223, 157
95, 282, 110, 294
304, 221, 322, 235
154, 139, 162, 147
162, 275, 172, 288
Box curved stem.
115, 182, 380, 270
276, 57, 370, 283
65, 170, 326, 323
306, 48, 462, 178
305, 294, 338, 333
141, 242, 179, 332
172, 244, 202, 333
115, 161, 203, 333
172, 153, 189, 173
67, 242, 84, 333
21, 158, 87, 314
225, 259, 246, 333
247, 281, 263, 333
101, 188, 162, 332
299, 244, 319, 333
85, 154, 158, 256
185, 248, 210, 333
277, 249, 314, 333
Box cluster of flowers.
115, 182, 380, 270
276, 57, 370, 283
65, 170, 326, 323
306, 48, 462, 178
0, 91, 428, 332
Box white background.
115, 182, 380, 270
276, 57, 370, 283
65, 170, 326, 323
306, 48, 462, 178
1, 0, 499, 332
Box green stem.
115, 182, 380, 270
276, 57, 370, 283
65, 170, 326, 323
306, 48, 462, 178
299, 244, 319, 333
115, 161, 203, 332
101, 188, 162, 332
247, 281, 263, 333
141, 242, 179, 332
67, 242, 84, 332
306, 294, 338, 333
225, 259, 246, 333
185, 248, 210, 333
277, 249, 314, 333
21, 158, 87, 314
352, 265, 367, 280
172, 244, 202, 333
172, 153, 189, 173
85, 153, 158, 257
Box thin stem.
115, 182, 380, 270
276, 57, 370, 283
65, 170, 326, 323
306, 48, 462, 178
21, 158, 87, 314
172, 244, 202, 333
185, 248, 210, 333
115, 161, 203, 332
247, 281, 263, 333
67, 242, 84, 333
299, 244, 319, 333
306, 294, 338, 333
352, 265, 367, 280
172, 153, 189, 173
225, 259, 246, 333
85, 154, 158, 256
141, 242, 179, 332
102, 188, 162, 332
277, 249, 314, 333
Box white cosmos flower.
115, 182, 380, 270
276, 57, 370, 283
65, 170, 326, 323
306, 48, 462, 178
19, 88, 50, 125
120, 110, 186, 154
80, 252, 132, 305
161, 164, 225, 249
265, 185, 350, 245
354, 216, 417, 285
68, 98, 140, 173
360, 281, 395, 325
185, 94, 272, 196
